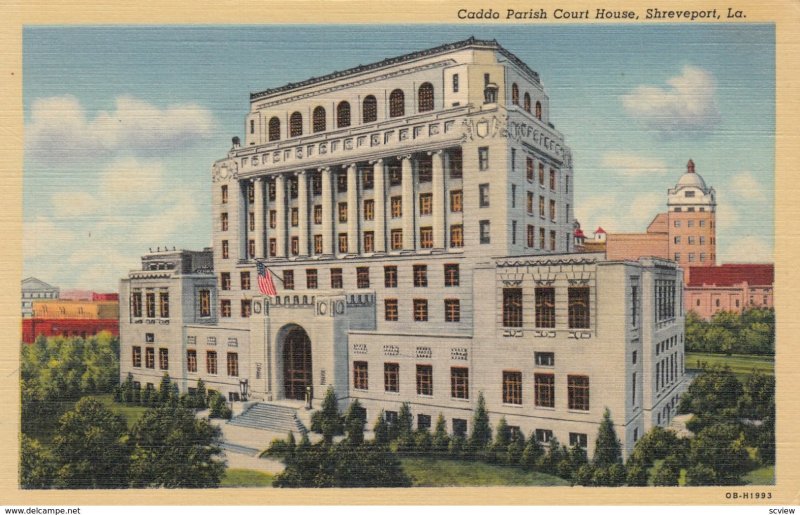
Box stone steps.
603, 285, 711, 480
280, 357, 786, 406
228, 402, 308, 435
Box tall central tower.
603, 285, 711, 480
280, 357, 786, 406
667, 159, 716, 269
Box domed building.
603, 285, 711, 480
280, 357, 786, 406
666, 159, 717, 269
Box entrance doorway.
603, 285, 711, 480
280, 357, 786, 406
282, 326, 312, 401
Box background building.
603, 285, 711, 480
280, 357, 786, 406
685, 263, 774, 319
22, 296, 120, 343
21, 277, 59, 318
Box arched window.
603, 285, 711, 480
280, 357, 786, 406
289, 112, 303, 137
535, 101, 542, 120
337, 101, 351, 128
363, 95, 377, 123
418, 82, 434, 112
524, 93, 531, 113
268, 116, 281, 141
312, 106, 326, 133
389, 89, 405, 117
511, 83, 519, 105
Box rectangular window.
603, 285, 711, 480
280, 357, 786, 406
290, 237, 299, 256
450, 225, 464, 248
269, 239, 277, 257
187, 349, 197, 373
418, 414, 431, 430
503, 371, 523, 405
384, 299, 398, 321
338, 233, 348, 254
240, 272, 251, 290
207, 351, 218, 375
314, 235, 323, 255
699, 236, 706, 245
221, 212, 228, 231
159, 348, 169, 370
568, 287, 590, 329
526, 157, 534, 182
450, 190, 463, 212
549, 200, 556, 222
283, 270, 294, 290
384, 363, 399, 392
131, 291, 142, 318
132, 346, 142, 368
159, 292, 169, 318
249, 212, 255, 231
391, 229, 403, 250
391, 196, 402, 218
512, 220, 517, 245
306, 269, 318, 289
227, 352, 239, 377
688, 236, 695, 245
632, 372, 637, 407
539, 196, 545, 218
353, 361, 368, 390
568, 375, 590, 411
503, 288, 523, 328
389, 164, 402, 186
413, 265, 428, 287
539, 163, 545, 186
222, 240, 229, 259
478, 147, 489, 171
527, 192, 534, 214
384, 266, 398, 288
146, 293, 156, 318
362, 170, 374, 190
535, 287, 556, 328
453, 419, 467, 438
536, 429, 553, 443
631, 285, 638, 327
363, 199, 374, 220
331, 268, 343, 289
314, 205, 322, 225
337, 173, 347, 193
420, 227, 433, 248
569, 433, 588, 448
363, 231, 374, 253
535, 352, 554, 367
444, 299, 460, 322
539, 227, 545, 249
241, 299, 251, 318
511, 149, 516, 171
357, 267, 370, 288
221, 185, 228, 204
449, 149, 463, 179
479, 220, 491, 244
413, 299, 428, 321
534, 373, 555, 408
268, 180, 276, 201
699, 219, 706, 227
311, 173, 322, 196
444, 264, 459, 286
418, 157, 432, 183
199, 290, 211, 317
527, 225, 535, 247
338, 202, 348, 223
248, 185, 255, 204
145, 347, 155, 369
479, 183, 490, 207
416, 364, 433, 396
221, 299, 231, 318
550, 169, 556, 191
452, 74, 459, 92
451, 367, 469, 399
419, 193, 432, 215
291, 208, 298, 227
249, 239, 256, 258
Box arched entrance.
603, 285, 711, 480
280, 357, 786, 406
282, 326, 312, 401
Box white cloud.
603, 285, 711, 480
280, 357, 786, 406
622, 66, 721, 135
26, 95, 215, 162
600, 152, 670, 176
23, 217, 76, 259
730, 172, 768, 201
575, 191, 664, 234
721, 235, 773, 263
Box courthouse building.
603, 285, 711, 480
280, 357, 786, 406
119, 37, 686, 455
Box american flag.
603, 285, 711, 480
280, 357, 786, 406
256, 262, 277, 297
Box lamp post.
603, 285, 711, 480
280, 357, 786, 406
239, 379, 249, 402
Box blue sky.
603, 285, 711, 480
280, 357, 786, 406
23, 25, 775, 291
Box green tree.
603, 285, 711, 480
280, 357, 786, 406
20, 435, 55, 489
687, 423, 751, 485
313, 386, 343, 443
343, 400, 366, 445
625, 460, 649, 486
593, 408, 622, 467
487, 417, 510, 463
678, 366, 743, 416
468, 392, 492, 456
129, 404, 225, 488
506, 431, 525, 466
195, 378, 208, 409
651, 455, 681, 486
52, 397, 130, 488
431, 414, 450, 455
521, 433, 544, 471
208, 390, 232, 419
372, 411, 391, 445
738, 370, 775, 420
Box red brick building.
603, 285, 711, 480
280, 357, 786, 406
21, 296, 120, 343
685, 264, 774, 319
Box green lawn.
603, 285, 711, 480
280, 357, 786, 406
686, 352, 774, 381
90, 393, 149, 427
744, 466, 775, 485
221, 468, 275, 488
401, 457, 569, 486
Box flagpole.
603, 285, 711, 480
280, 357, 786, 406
256, 258, 284, 284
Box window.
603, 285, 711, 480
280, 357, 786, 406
534, 373, 554, 408
221, 212, 228, 231
538, 196, 545, 218
700, 236, 706, 245
511, 83, 519, 105
511, 149, 516, 171
535, 287, 555, 328
539, 163, 545, 186
353, 361, 369, 390
549, 200, 556, 221
674, 253, 681, 262
568, 287, 590, 329
478, 147, 489, 171
268, 116, 280, 141
298, 270, 315, 291
132, 346, 142, 368
688, 236, 695, 245
688, 220, 694, 228
384, 266, 398, 288
568, 375, 590, 411
338, 233, 348, 254
240, 272, 251, 290
241, 299, 251, 318
479, 220, 491, 244
337, 173, 347, 193
688, 253, 695, 262
535, 352, 554, 367
159, 348, 169, 370
550, 169, 556, 191
283, 270, 294, 290
632, 372, 637, 406
249, 212, 255, 231
132, 292, 143, 317
357, 267, 370, 288
685, 190, 695, 198
451, 367, 469, 399
450, 190, 463, 212
418, 414, 431, 430
526, 191, 534, 215
362, 170, 373, 190
453, 418, 467, 437
389, 164, 402, 186
632, 350, 638, 365
199, 290, 211, 317
222, 240, 229, 259
527, 225, 535, 247
146, 293, 156, 318
444, 264, 459, 286
524, 92, 531, 113
417, 365, 433, 395
269, 210, 277, 229
413, 299, 428, 321
450, 225, 464, 248
312, 106, 326, 133
331, 268, 343, 289
207, 351, 217, 374
249, 239, 256, 258
363, 199, 375, 220
391, 229, 403, 250
445, 299, 460, 322
449, 149, 463, 178
248, 185, 255, 204
535, 101, 542, 120
313, 205, 322, 225
289, 111, 303, 137
290, 208, 299, 227
699, 219, 706, 227
159, 292, 169, 318
384, 363, 399, 392
503, 371, 522, 405
700, 253, 706, 262
363, 95, 377, 123
418, 82, 434, 112
221, 185, 228, 204
420, 227, 433, 249
512, 220, 517, 245
569, 433, 588, 448
674, 236, 681, 245
452, 74, 459, 92
221, 299, 231, 318
389, 89, 405, 117
187, 350, 197, 373
503, 288, 523, 327
534, 429, 553, 443
227, 352, 239, 377
269, 239, 277, 257
549, 230, 556, 251
479, 183, 490, 207
674, 220, 681, 228
539, 227, 546, 249
526, 157, 534, 182
269, 181, 276, 201
419, 193, 432, 215
338, 202, 347, 223
337, 101, 351, 128
145, 347, 155, 369
391, 196, 402, 218
384, 299, 399, 321
312, 174, 322, 196
363, 231, 374, 253
413, 265, 428, 287
313, 235, 323, 255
